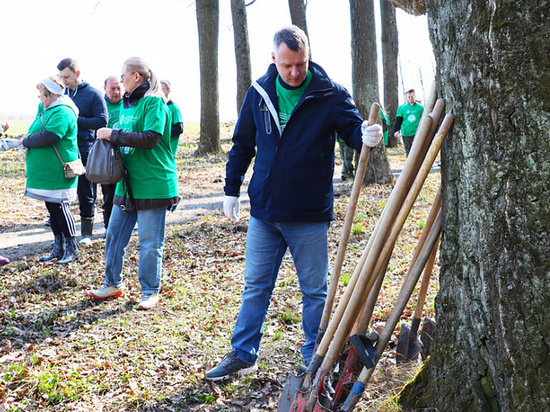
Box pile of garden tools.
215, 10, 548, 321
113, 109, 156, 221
278, 83, 454, 412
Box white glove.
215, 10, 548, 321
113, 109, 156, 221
361, 122, 383, 147
223, 195, 240, 222
0, 138, 22, 151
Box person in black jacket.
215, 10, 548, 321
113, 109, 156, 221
206, 25, 383, 381
58, 58, 108, 246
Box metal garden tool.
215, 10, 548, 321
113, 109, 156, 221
278, 103, 380, 412
319, 99, 446, 409
337, 209, 442, 411
303, 112, 454, 412
395, 186, 442, 363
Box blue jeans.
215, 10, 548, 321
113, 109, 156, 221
103, 205, 166, 294
231, 216, 330, 364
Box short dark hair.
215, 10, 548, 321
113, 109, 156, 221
57, 58, 78, 73
406, 88, 415, 95
273, 25, 309, 56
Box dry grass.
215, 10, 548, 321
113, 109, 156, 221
0, 125, 439, 411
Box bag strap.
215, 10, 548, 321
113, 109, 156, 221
40, 114, 65, 166
52, 144, 66, 166
123, 169, 136, 211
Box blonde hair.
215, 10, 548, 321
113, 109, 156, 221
123, 57, 165, 101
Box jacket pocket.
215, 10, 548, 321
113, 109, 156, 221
289, 174, 332, 215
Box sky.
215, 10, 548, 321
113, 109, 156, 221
0, 0, 434, 123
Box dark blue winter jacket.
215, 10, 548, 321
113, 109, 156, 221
65, 81, 108, 148
224, 61, 365, 223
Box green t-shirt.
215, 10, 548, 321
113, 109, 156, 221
380, 107, 390, 146
106, 99, 122, 128
115, 95, 178, 200
26, 102, 79, 191
167, 100, 183, 154
276, 71, 312, 132
396, 102, 423, 137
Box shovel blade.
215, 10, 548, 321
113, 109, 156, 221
278, 372, 304, 412
396, 323, 411, 364
420, 317, 436, 360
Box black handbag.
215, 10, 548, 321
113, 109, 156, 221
85, 139, 124, 184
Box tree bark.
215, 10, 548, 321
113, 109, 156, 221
196, 0, 220, 154
230, 0, 252, 114
391, 0, 426, 15
380, 0, 399, 147
349, 0, 392, 185
288, 0, 310, 45
399, 0, 550, 410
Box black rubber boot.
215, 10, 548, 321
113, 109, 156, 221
39, 235, 64, 262
79, 217, 94, 247
57, 236, 80, 264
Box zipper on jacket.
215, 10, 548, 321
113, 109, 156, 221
260, 101, 272, 135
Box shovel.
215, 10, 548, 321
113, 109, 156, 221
309, 113, 454, 412
338, 210, 443, 411
397, 234, 440, 363
301, 114, 451, 412
326, 100, 446, 407
278, 102, 380, 412
395, 186, 442, 363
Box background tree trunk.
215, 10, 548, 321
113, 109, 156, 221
349, 0, 392, 185
288, 0, 310, 47
380, 0, 399, 147
399, 0, 550, 410
230, 0, 252, 114
196, 0, 220, 154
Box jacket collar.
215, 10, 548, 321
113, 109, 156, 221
123, 81, 149, 109
257, 61, 333, 99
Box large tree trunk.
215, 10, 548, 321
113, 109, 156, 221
399, 0, 550, 410
349, 0, 392, 185
230, 0, 252, 114
196, 0, 220, 155
379, 0, 399, 147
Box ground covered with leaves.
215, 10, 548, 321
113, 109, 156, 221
0, 124, 440, 411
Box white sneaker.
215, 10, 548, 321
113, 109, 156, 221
88, 285, 123, 300
137, 293, 159, 310
79, 237, 93, 247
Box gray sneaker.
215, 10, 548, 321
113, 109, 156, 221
205, 349, 257, 381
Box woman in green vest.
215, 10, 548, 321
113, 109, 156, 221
88, 57, 179, 310
14, 76, 80, 264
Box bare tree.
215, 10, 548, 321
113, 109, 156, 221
350, 0, 392, 185
231, 0, 252, 113
196, 0, 220, 154
379, 0, 399, 147
288, 0, 309, 44
397, 0, 550, 410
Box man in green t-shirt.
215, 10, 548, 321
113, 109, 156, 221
101, 76, 124, 229
394, 88, 424, 157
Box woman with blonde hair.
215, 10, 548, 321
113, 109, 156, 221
14, 76, 80, 264
89, 57, 179, 310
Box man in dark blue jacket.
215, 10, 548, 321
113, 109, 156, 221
58, 58, 108, 246
206, 26, 383, 381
